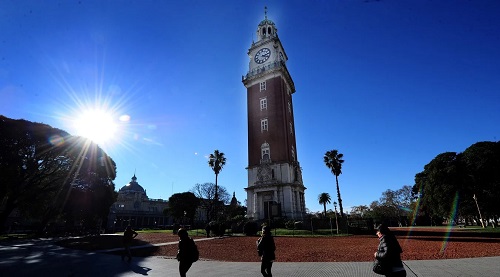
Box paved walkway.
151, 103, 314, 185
1, 237, 499, 276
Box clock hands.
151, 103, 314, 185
255, 47, 271, 63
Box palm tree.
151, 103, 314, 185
208, 150, 226, 201
324, 149, 345, 217
318, 192, 331, 217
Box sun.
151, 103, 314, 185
74, 108, 118, 145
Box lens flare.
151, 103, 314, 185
403, 186, 423, 245
440, 191, 460, 254
49, 134, 65, 146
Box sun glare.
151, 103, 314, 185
48, 61, 135, 151
74, 109, 118, 145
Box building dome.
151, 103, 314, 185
119, 174, 147, 196
258, 18, 275, 27
256, 7, 278, 41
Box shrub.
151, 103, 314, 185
243, 221, 259, 236
285, 220, 295, 229
294, 221, 304, 230
272, 218, 287, 229
231, 217, 247, 233
209, 221, 226, 237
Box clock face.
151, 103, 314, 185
254, 48, 271, 64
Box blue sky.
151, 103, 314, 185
1, 0, 499, 214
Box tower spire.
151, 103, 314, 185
264, 6, 268, 19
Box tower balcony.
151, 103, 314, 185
242, 61, 295, 92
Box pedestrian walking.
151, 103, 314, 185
177, 228, 198, 277
257, 225, 276, 277
373, 223, 406, 277
122, 225, 138, 262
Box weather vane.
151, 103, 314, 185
264, 6, 268, 19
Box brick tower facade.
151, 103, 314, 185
242, 9, 306, 221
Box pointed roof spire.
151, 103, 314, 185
230, 191, 238, 206
258, 6, 276, 32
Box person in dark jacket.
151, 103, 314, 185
257, 226, 276, 277
177, 228, 196, 277
122, 225, 138, 262
374, 224, 406, 277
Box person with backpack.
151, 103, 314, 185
176, 228, 198, 277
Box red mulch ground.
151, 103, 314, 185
59, 227, 500, 262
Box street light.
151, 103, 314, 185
469, 175, 485, 228
333, 201, 339, 235
472, 194, 485, 228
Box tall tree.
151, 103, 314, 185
208, 150, 226, 201
324, 150, 345, 217
379, 188, 410, 226
412, 152, 468, 224
0, 116, 117, 230
167, 192, 200, 224
191, 182, 230, 222
350, 205, 370, 219
318, 192, 331, 217
411, 142, 500, 226
462, 141, 500, 223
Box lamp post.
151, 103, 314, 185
472, 194, 485, 228
333, 201, 339, 235
267, 202, 271, 227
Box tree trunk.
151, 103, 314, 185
213, 174, 219, 221
215, 174, 219, 201
0, 198, 17, 232
335, 175, 344, 217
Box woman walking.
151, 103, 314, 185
257, 226, 276, 277
177, 228, 196, 277
374, 224, 406, 277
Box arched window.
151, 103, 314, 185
261, 142, 270, 161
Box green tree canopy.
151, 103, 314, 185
167, 192, 199, 224
462, 141, 500, 219
318, 192, 331, 217
0, 116, 117, 231
413, 152, 467, 222
412, 141, 500, 225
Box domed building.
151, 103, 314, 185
107, 174, 170, 230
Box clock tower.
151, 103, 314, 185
242, 9, 306, 221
